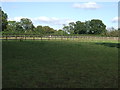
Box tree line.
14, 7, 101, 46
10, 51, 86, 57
1, 8, 119, 37
63, 20, 106, 35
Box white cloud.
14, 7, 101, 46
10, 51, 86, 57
106, 27, 117, 30
33, 16, 59, 25
73, 2, 100, 9
112, 17, 120, 23
8, 16, 29, 21
32, 16, 75, 25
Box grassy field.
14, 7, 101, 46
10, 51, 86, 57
2, 40, 118, 88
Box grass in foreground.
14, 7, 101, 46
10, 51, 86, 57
2, 40, 118, 88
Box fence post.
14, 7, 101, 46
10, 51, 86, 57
41, 36, 42, 41
6, 35, 7, 41
20, 38, 23, 42
61, 36, 62, 40
15, 35, 17, 40
49, 36, 50, 40
48, 36, 50, 40
25, 35, 26, 40
33, 35, 35, 40
55, 36, 56, 40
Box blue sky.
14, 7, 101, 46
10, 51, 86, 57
1, 2, 118, 30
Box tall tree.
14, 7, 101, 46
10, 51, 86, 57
42, 26, 55, 34
54, 29, 67, 35
74, 21, 86, 34
6, 21, 16, 32
0, 7, 8, 31
20, 18, 34, 32
15, 22, 23, 32
6, 21, 23, 33
35, 25, 44, 34
89, 19, 106, 34
84, 20, 91, 34
63, 25, 69, 34
68, 22, 75, 34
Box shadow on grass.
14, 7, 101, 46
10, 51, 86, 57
96, 43, 120, 48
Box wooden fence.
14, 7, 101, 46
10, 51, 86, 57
1, 35, 118, 41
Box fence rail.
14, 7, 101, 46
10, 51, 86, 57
1, 35, 118, 41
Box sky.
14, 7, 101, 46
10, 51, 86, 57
0, 1, 119, 30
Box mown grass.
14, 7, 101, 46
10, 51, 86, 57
2, 40, 118, 88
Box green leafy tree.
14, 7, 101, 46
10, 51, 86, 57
35, 25, 55, 35
84, 20, 91, 34
35, 25, 44, 34
6, 21, 23, 34
0, 7, 8, 31
6, 21, 16, 32
54, 29, 67, 35
63, 25, 69, 34
20, 18, 34, 32
74, 21, 86, 34
68, 22, 75, 34
15, 22, 24, 32
42, 26, 55, 34
89, 19, 106, 34
105, 27, 119, 37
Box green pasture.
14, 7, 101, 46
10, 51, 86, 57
2, 40, 118, 88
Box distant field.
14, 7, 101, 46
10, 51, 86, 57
2, 40, 118, 88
